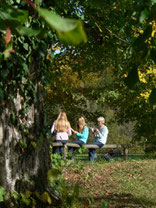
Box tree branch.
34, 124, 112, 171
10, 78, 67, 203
105, 26, 129, 44
94, 21, 129, 44
23, 0, 36, 9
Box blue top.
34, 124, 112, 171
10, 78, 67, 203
75, 126, 89, 144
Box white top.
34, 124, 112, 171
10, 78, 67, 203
51, 121, 72, 141
94, 126, 108, 145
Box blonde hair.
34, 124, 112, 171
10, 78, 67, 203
77, 116, 86, 133
56, 111, 67, 120
97, 116, 105, 124
55, 112, 70, 132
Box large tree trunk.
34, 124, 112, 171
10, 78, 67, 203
0, 81, 51, 194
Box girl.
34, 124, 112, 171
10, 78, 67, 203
69, 116, 89, 153
51, 111, 71, 155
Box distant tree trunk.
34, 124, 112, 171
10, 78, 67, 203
0, 70, 51, 194
123, 147, 129, 160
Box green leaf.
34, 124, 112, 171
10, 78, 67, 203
149, 88, 156, 105
41, 192, 52, 204
47, 168, 61, 183
124, 66, 139, 89
3, 41, 14, 59
21, 193, 31, 206
23, 43, 29, 50
0, 187, 6, 202
37, 8, 87, 45
60, 160, 65, 166
151, 0, 156, 3
101, 199, 107, 208
20, 139, 27, 148
16, 26, 41, 37
31, 141, 37, 149
35, 191, 42, 200
0, 5, 28, 24
57, 21, 87, 45
139, 9, 149, 23
35, 0, 42, 6
11, 191, 19, 200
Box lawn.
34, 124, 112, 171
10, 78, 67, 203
62, 156, 156, 208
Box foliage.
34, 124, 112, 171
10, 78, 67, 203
105, 64, 156, 151
50, 152, 66, 169
0, 186, 6, 202
44, 53, 115, 129
43, 0, 156, 151
0, 0, 87, 133
0, 165, 81, 208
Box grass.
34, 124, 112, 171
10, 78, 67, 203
62, 155, 156, 208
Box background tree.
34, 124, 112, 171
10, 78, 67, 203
44, 52, 115, 128
49, 0, 156, 151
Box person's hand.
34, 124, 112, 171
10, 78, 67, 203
95, 128, 100, 133
90, 127, 94, 132
71, 128, 77, 134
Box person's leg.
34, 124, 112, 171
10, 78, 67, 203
68, 140, 84, 159
89, 148, 96, 161
52, 140, 67, 155
72, 140, 84, 146
69, 140, 84, 152
60, 140, 68, 156
52, 146, 59, 154
88, 141, 104, 161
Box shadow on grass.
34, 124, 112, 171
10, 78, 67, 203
75, 154, 150, 162
79, 193, 156, 208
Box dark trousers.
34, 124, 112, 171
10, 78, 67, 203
52, 140, 68, 155
89, 141, 104, 161
69, 140, 85, 153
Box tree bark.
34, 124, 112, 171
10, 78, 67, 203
0, 81, 51, 193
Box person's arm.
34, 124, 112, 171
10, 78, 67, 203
99, 128, 108, 138
76, 126, 89, 139
96, 127, 108, 143
51, 121, 56, 134
68, 127, 72, 136
71, 128, 77, 134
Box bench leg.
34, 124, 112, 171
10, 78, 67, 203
64, 145, 68, 160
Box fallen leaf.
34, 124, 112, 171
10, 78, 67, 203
5, 26, 12, 48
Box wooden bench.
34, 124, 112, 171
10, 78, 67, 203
51, 142, 129, 159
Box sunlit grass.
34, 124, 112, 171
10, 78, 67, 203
63, 156, 156, 208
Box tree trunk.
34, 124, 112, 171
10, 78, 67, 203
0, 82, 51, 193
0, 121, 5, 188
123, 147, 129, 160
